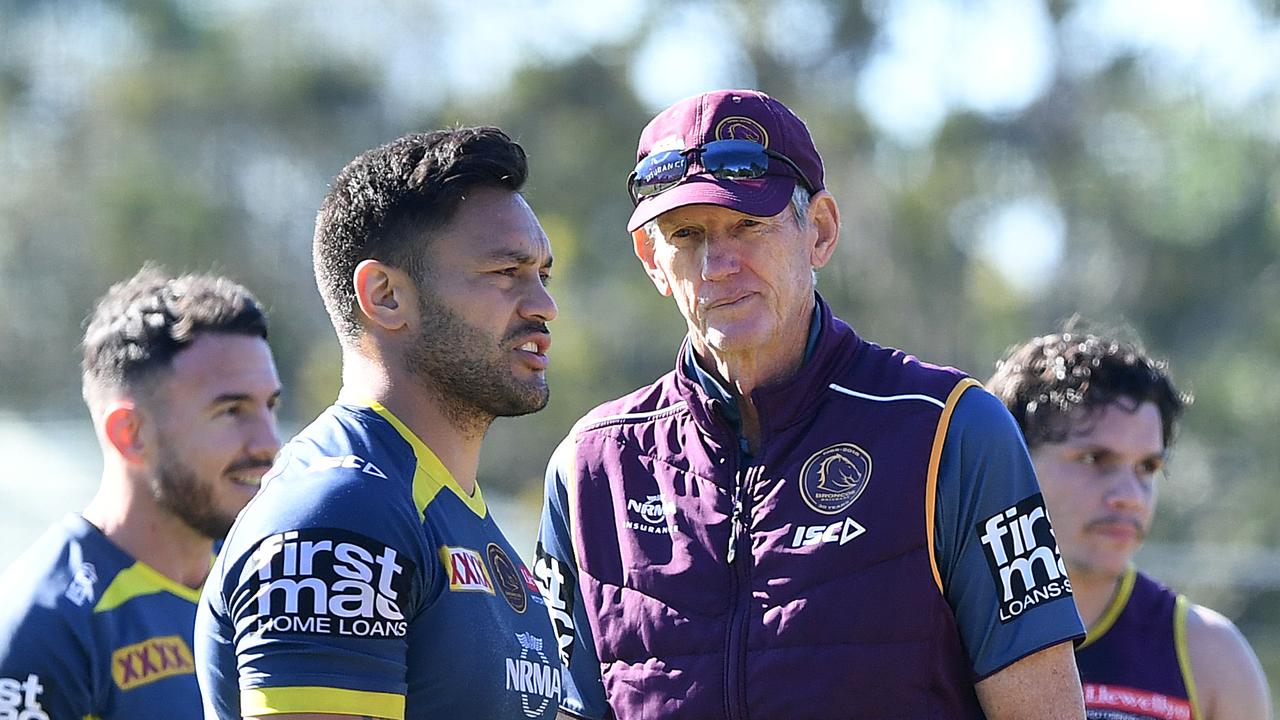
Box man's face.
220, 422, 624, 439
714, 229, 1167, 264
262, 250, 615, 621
405, 187, 556, 422
142, 333, 282, 539
641, 202, 818, 360
1029, 400, 1165, 584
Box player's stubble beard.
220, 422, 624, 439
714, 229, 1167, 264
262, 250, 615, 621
404, 283, 550, 439
150, 443, 256, 541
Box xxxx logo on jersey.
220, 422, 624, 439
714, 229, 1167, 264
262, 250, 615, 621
111, 635, 195, 690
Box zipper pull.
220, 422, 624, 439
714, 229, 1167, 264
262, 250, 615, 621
727, 469, 743, 563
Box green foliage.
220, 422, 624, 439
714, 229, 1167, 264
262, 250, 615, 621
1, 0, 1278, 694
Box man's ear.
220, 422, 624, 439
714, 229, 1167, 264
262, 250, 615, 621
806, 192, 841, 270
632, 228, 672, 297
102, 402, 145, 465
354, 259, 412, 332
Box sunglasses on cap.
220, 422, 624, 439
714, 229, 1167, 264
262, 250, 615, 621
627, 139, 817, 206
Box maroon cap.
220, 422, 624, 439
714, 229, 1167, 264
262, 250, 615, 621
627, 89, 825, 232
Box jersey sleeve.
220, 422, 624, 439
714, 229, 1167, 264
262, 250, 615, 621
208, 456, 433, 720
534, 436, 611, 719
0, 603, 95, 720
933, 387, 1086, 678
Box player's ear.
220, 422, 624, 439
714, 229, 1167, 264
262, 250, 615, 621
354, 259, 412, 332
807, 191, 840, 270
633, 228, 672, 297
102, 401, 145, 464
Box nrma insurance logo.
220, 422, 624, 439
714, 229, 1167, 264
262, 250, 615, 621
977, 494, 1072, 623
625, 493, 676, 535
243, 528, 414, 639
506, 632, 561, 719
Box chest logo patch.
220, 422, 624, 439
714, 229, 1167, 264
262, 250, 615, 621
442, 546, 495, 595
505, 632, 562, 718
799, 443, 873, 514
625, 493, 677, 535
487, 543, 527, 614
111, 635, 194, 690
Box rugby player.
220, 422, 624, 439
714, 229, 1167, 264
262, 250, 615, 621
196, 127, 564, 719
0, 267, 282, 720
989, 329, 1272, 720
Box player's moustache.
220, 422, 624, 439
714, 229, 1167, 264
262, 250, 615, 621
504, 321, 550, 344
225, 456, 275, 475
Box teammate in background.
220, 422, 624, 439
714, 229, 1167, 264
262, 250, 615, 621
0, 267, 282, 720
196, 127, 563, 720
988, 329, 1272, 720
536, 88, 1085, 720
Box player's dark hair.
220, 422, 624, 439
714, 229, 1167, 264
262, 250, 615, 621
313, 126, 529, 340
987, 326, 1189, 450
81, 265, 269, 403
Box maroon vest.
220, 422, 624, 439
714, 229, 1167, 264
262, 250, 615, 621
567, 301, 985, 719
1077, 569, 1197, 720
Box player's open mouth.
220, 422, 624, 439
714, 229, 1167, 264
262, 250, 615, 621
229, 474, 262, 488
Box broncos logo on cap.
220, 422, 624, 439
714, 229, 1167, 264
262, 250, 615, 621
714, 116, 769, 147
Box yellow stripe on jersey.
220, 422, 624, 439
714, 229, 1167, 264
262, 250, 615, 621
925, 378, 981, 594
94, 560, 201, 613
1174, 594, 1204, 720
1077, 565, 1137, 649
366, 400, 488, 522
242, 686, 406, 719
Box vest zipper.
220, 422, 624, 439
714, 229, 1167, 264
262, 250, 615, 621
724, 464, 760, 720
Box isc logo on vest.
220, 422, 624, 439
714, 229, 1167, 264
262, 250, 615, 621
977, 494, 1072, 623
247, 528, 413, 638
0, 674, 48, 720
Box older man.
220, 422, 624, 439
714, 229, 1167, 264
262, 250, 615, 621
536, 89, 1087, 720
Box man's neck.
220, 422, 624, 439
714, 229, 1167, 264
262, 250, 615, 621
340, 353, 486, 495
691, 314, 812, 454
1067, 566, 1128, 630
82, 473, 214, 590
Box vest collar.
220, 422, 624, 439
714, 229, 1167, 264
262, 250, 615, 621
676, 292, 862, 442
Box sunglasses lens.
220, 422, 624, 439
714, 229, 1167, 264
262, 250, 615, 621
632, 150, 689, 198
701, 140, 770, 181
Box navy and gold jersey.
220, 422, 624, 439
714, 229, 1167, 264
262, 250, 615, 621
0, 514, 204, 720
196, 402, 562, 720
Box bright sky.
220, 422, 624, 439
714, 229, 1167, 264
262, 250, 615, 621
5, 0, 1278, 298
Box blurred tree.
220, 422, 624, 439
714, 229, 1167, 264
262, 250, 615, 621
0, 0, 1277, 693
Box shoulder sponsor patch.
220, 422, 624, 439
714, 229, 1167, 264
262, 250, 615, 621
242, 528, 414, 639
533, 542, 577, 668
441, 545, 495, 594
0, 674, 48, 719
111, 635, 194, 690
977, 493, 1073, 622
799, 443, 872, 514
487, 543, 527, 613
